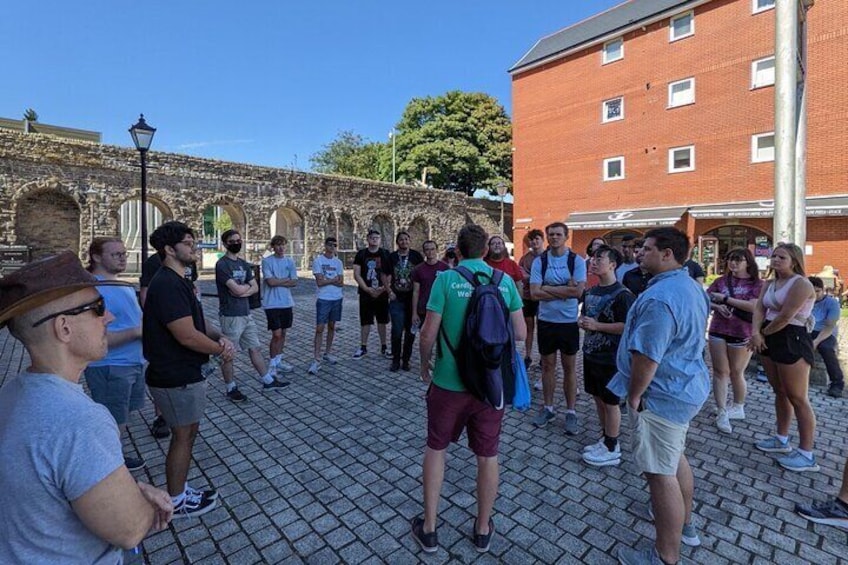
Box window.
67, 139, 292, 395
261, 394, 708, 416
602, 97, 624, 122
670, 11, 694, 41
751, 56, 775, 88
669, 145, 695, 173
753, 0, 775, 14
668, 78, 695, 108
603, 157, 625, 181
603, 38, 623, 64
752, 132, 775, 162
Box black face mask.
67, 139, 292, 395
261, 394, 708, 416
226, 243, 242, 254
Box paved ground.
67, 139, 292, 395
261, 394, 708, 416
2, 276, 847, 564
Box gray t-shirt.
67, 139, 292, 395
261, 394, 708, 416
0, 372, 124, 564
215, 256, 253, 317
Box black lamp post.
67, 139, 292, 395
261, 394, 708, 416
129, 114, 156, 263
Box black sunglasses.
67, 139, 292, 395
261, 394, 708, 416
32, 296, 106, 328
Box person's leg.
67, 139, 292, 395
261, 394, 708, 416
603, 401, 620, 439
818, 336, 845, 389
402, 299, 415, 364
475, 456, 498, 535
313, 324, 325, 360
525, 315, 536, 360
269, 329, 284, 360
561, 352, 577, 411
541, 353, 557, 406
646, 472, 684, 565
779, 359, 816, 452
166, 423, 200, 497
249, 347, 270, 377
219, 317, 240, 387
326, 321, 336, 355
377, 323, 388, 349
678, 454, 695, 526
389, 300, 404, 362
360, 324, 371, 347
762, 356, 794, 437
422, 447, 447, 533
594, 396, 607, 432
839, 459, 848, 503
709, 338, 731, 410
726, 344, 752, 406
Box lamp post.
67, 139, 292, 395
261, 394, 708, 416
496, 181, 509, 236
389, 130, 396, 184
129, 114, 156, 263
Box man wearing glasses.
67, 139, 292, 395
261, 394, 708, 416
83, 237, 147, 472
0, 251, 173, 562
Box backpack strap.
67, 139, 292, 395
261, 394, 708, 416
567, 250, 576, 278
540, 251, 549, 282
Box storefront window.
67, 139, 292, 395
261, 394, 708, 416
702, 225, 771, 274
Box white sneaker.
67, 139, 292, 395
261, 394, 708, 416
322, 354, 338, 365
716, 409, 732, 433
277, 360, 294, 373
307, 360, 320, 375
533, 379, 543, 391
582, 438, 606, 454
583, 443, 621, 467
727, 403, 746, 420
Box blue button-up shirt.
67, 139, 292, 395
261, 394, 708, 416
608, 267, 710, 424
812, 295, 840, 337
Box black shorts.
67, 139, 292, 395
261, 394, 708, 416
359, 293, 390, 326
583, 358, 620, 405
522, 299, 539, 318
537, 320, 580, 356
761, 323, 815, 366
265, 308, 293, 331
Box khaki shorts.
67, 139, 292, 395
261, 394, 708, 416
149, 380, 207, 428
629, 409, 689, 476
220, 315, 261, 350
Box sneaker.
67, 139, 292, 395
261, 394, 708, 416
172, 491, 217, 519
402, 360, 411, 371
795, 498, 848, 529
681, 522, 701, 547
583, 444, 621, 467
151, 415, 170, 439
263, 379, 290, 391
226, 387, 248, 402
307, 360, 320, 375
322, 354, 338, 365
524, 356, 532, 370
727, 403, 746, 420
124, 456, 146, 471
756, 371, 768, 383
777, 450, 820, 472
617, 546, 664, 565
531, 407, 555, 427
186, 485, 218, 501
828, 383, 844, 398
715, 409, 732, 433
583, 438, 606, 453
533, 378, 543, 391
564, 412, 579, 436
390, 360, 400, 372
276, 360, 294, 373
472, 517, 495, 553
410, 517, 438, 554
755, 436, 792, 453
353, 346, 367, 359
382, 346, 392, 359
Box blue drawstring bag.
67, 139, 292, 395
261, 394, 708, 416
511, 347, 531, 411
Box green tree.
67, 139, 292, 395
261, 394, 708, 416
23, 108, 38, 122
395, 91, 512, 195
310, 130, 390, 181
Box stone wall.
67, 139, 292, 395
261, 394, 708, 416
0, 129, 511, 269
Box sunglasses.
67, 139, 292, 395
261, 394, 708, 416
32, 296, 106, 328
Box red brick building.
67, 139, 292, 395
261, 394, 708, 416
510, 0, 847, 276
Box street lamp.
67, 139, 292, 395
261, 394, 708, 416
496, 181, 509, 236
129, 114, 156, 263
388, 130, 396, 184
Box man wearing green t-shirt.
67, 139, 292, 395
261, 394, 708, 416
412, 224, 526, 554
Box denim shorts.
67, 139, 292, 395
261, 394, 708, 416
84, 364, 146, 426
316, 299, 343, 325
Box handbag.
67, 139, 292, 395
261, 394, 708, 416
511, 346, 531, 411
726, 277, 753, 323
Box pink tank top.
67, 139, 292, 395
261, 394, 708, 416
763, 274, 814, 325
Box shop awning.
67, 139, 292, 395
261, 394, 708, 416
688, 195, 848, 219
566, 206, 687, 230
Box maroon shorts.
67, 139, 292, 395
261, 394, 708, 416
426, 384, 504, 457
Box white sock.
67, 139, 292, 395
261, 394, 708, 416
565, 409, 576, 415
733, 402, 744, 408
226, 381, 237, 393
262, 372, 275, 385
171, 490, 186, 506
544, 405, 554, 413
798, 448, 814, 460
776, 434, 789, 444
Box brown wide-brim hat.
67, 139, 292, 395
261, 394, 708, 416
0, 250, 132, 328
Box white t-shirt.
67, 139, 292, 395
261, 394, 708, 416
313, 254, 344, 301
261, 255, 297, 309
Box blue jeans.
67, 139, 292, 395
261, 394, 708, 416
389, 295, 415, 362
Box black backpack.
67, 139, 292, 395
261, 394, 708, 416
439, 266, 514, 409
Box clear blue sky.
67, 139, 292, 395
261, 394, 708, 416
2, 0, 620, 169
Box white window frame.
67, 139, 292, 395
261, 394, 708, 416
751, 132, 775, 163
603, 37, 624, 65
669, 11, 695, 42
602, 97, 624, 123
752, 0, 775, 14
668, 77, 695, 108
668, 145, 695, 173
603, 156, 625, 181
751, 56, 775, 89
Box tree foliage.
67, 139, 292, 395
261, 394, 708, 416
310, 130, 389, 181
23, 108, 38, 122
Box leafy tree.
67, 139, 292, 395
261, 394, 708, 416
395, 91, 512, 195
23, 108, 38, 122
310, 130, 389, 181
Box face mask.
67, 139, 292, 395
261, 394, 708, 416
226, 243, 242, 254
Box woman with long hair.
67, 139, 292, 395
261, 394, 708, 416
707, 248, 763, 433
749, 243, 818, 472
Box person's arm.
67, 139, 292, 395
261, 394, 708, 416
168, 316, 230, 356
411, 281, 422, 326
748, 282, 770, 352
762, 278, 814, 336
511, 309, 527, 342
627, 352, 660, 410
419, 311, 441, 383
352, 263, 368, 291
813, 299, 839, 348
138, 287, 148, 308
106, 326, 142, 348
543, 281, 585, 300
580, 318, 625, 335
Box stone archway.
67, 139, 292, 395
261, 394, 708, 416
15, 189, 81, 258
407, 216, 430, 252
371, 214, 395, 250
271, 206, 305, 268
338, 212, 355, 251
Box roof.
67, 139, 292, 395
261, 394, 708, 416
509, 0, 702, 74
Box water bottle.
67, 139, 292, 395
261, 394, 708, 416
411, 320, 420, 335
201, 355, 222, 379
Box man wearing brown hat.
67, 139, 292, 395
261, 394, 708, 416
0, 251, 173, 563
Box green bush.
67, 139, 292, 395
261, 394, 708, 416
704, 274, 721, 287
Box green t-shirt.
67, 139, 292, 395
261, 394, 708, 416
426, 258, 524, 392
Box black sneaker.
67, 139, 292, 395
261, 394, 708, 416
227, 387, 248, 402
473, 517, 495, 553
353, 346, 367, 359
796, 498, 848, 529
390, 360, 400, 372
382, 346, 392, 359
263, 379, 290, 391
172, 491, 217, 519
186, 485, 219, 501
151, 415, 170, 439
411, 517, 438, 553
402, 360, 411, 371
828, 383, 844, 398
124, 456, 146, 472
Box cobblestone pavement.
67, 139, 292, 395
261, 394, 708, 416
2, 277, 847, 564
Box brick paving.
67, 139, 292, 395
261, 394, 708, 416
1, 276, 847, 564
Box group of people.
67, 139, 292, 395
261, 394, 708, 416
1, 217, 847, 564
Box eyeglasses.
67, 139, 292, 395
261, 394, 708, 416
32, 296, 106, 328
109, 252, 128, 259
325, 242, 337, 247
728, 257, 746, 262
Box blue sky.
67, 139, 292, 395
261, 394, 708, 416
2, 0, 620, 169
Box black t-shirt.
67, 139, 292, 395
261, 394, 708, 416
685, 259, 705, 280
143, 266, 208, 388
384, 250, 424, 295
353, 247, 390, 296
623, 268, 652, 297
580, 282, 635, 365
140, 253, 198, 287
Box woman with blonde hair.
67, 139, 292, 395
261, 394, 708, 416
749, 243, 818, 472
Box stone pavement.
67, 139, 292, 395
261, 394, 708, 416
1, 276, 847, 564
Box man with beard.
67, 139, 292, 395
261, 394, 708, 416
484, 235, 523, 284
383, 231, 424, 371
411, 240, 450, 332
